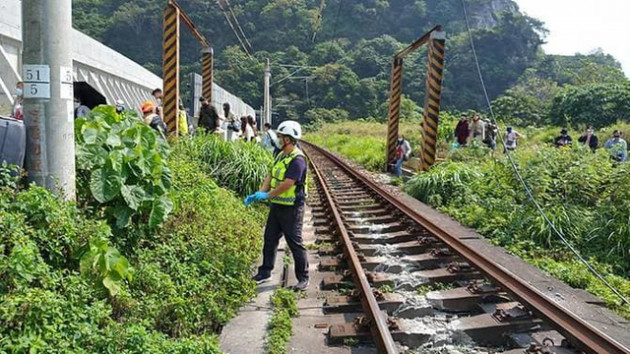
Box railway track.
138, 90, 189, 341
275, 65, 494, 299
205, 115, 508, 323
301, 141, 629, 354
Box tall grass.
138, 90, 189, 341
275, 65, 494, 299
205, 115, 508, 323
176, 134, 273, 196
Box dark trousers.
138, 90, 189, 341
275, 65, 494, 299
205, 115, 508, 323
258, 203, 309, 282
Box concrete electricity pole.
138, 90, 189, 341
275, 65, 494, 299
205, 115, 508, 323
22, 0, 76, 200
263, 59, 271, 126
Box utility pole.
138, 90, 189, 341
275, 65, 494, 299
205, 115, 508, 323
264, 59, 271, 126
22, 0, 76, 200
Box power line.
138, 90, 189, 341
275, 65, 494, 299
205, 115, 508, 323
224, 0, 253, 52
460, 0, 629, 306
215, 0, 252, 56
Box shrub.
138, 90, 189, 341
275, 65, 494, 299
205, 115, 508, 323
75, 106, 173, 231
403, 145, 630, 318
122, 151, 265, 337
549, 82, 630, 128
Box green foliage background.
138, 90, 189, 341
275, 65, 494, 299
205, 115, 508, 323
73, 0, 628, 127
70, 0, 568, 119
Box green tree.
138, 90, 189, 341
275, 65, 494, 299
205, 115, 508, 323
549, 83, 630, 128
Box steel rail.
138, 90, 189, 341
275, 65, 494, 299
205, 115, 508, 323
308, 148, 399, 354
302, 141, 630, 354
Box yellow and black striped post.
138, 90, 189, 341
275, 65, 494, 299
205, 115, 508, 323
385, 57, 404, 167
420, 30, 446, 171
162, 2, 180, 135
202, 47, 214, 102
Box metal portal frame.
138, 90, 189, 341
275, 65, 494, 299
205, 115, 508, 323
163, 0, 212, 135
385, 25, 446, 171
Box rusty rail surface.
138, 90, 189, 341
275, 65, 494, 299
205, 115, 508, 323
302, 141, 629, 354
308, 145, 399, 354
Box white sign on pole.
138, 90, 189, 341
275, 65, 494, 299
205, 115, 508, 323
60, 66, 74, 100
23, 64, 51, 99
24, 65, 50, 83
24, 82, 51, 99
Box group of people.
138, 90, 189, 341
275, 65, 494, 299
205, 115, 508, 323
554, 127, 628, 162
197, 98, 260, 142
454, 113, 503, 151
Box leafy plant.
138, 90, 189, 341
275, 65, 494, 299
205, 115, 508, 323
416, 282, 453, 296
75, 106, 173, 230
0, 162, 19, 189
77, 237, 133, 297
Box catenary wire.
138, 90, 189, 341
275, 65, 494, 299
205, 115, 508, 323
215, 0, 252, 56
224, 0, 253, 52
460, 0, 629, 306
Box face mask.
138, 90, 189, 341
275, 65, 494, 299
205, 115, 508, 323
398, 138, 403, 142
15, 88, 23, 96
74, 101, 80, 109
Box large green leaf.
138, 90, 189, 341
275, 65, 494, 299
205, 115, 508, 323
107, 150, 124, 173
111, 204, 134, 229
120, 185, 147, 211
149, 194, 173, 228
106, 131, 122, 148
89, 167, 122, 203
82, 121, 102, 145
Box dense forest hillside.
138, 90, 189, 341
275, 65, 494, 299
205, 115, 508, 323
74, 0, 627, 125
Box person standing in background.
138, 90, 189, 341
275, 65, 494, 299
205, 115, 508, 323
454, 114, 470, 146
261, 123, 280, 156
604, 130, 627, 163
554, 128, 573, 148
578, 126, 598, 152
393, 134, 411, 177
240, 116, 251, 141
247, 116, 259, 142
11, 81, 23, 121
115, 99, 126, 115
152, 88, 163, 118
198, 97, 219, 133
224, 103, 238, 141
178, 101, 189, 136
141, 101, 167, 136
503, 126, 524, 152
74, 96, 90, 119
468, 114, 486, 144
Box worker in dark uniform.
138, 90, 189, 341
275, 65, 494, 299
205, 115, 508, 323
244, 120, 309, 291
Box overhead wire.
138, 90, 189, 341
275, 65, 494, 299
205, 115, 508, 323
460, 0, 629, 306
215, 0, 252, 56
224, 0, 253, 52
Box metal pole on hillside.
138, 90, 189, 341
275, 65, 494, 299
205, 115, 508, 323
264, 59, 271, 126
22, 0, 76, 200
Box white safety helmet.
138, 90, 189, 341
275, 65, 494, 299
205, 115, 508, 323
276, 120, 302, 140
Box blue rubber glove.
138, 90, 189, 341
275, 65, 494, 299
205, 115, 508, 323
244, 194, 256, 206
254, 191, 269, 201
